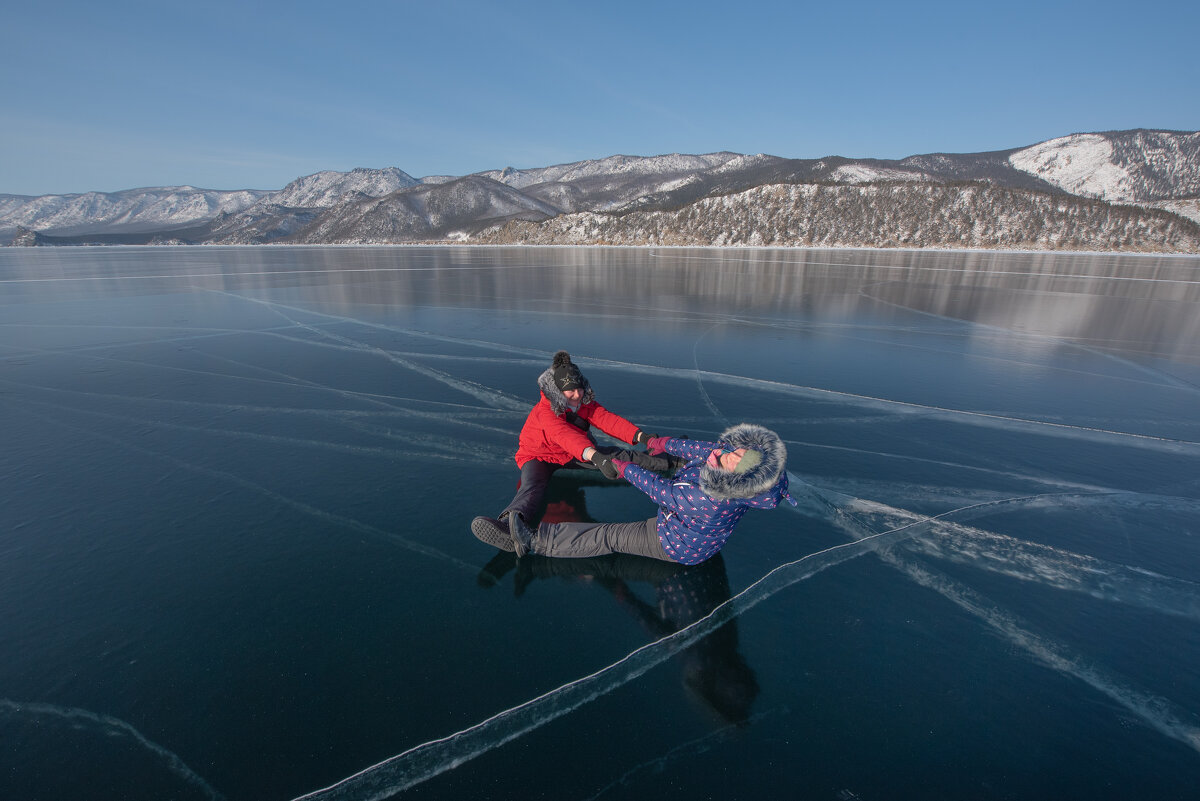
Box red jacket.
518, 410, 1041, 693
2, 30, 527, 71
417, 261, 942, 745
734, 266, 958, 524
515, 369, 640, 467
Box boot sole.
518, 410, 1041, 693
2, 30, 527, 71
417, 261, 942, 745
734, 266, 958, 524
472, 517, 515, 552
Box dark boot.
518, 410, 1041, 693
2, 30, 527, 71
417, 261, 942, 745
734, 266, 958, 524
509, 512, 535, 558
472, 516, 515, 552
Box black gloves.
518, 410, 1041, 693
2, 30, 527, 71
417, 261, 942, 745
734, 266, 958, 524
633, 430, 656, 445
589, 450, 620, 479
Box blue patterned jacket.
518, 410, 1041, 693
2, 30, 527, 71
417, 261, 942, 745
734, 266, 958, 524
623, 423, 794, 565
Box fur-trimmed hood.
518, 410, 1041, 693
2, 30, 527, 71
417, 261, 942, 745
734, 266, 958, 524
537, 366, 595, 415
699, 423, 788, 502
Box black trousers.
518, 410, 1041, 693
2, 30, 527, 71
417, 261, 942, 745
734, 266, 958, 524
501, 446, 673, 526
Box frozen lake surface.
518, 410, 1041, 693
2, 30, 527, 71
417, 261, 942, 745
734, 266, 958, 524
2, 246, 1199, 800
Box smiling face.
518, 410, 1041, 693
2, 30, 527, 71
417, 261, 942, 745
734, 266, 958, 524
706, 447, 747, 472
563, 388, 583, 405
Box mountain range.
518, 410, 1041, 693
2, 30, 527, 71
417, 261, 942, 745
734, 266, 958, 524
3, 129, 1198, 252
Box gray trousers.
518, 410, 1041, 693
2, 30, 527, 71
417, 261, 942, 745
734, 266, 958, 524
531, 517, 673, 562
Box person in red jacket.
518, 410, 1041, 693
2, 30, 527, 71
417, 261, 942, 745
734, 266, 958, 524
484, 350, 677, 541
474, 423, 793, 563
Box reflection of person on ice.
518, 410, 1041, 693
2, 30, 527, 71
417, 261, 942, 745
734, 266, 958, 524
473, 422, 795, 564
600, 554, 760, 724
490, 350, 680, 534
487, 551, 761, 723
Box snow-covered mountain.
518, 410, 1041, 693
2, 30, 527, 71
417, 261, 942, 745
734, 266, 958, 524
286, 176, 560, 244
480, 152, 786, 214
1008, 130, 1200, 203
0, 186, 268, 236
5, 129, 1198, 251
0, 168, 418, 240
477, 153, 743, 189
263, 167, 420, 208
472, 182, 1200, 252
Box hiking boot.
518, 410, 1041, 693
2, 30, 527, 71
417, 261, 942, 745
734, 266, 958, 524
508, 512, 535, 558
472, 516, 515, 552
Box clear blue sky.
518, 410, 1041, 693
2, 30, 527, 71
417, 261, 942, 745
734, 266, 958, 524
2, 0, 1197, 196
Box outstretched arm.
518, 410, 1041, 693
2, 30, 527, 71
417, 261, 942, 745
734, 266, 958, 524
580, 402, 641, 445
647, 436, 720, 460
620, 463, 722, 517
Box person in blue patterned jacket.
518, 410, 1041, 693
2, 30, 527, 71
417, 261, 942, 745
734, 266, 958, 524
471, 423, 795, 564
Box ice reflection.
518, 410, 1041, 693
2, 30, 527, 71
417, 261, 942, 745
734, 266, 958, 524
5, 247, 1197, 362
480, 477, 760, 725
502, 553, 759, 724
2, 246, 1199, 801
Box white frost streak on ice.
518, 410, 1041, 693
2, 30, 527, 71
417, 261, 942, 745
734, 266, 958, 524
813, 487, 1200, 758
214, 292, 530, 412
0, 700, 225, 801
589, 358, 1200, 455
11, 402, 481, 574
889, 550, 1200, 754
287, 492, 1078, 801
857, 493, 1200, 620
1009, 134, 1131, 201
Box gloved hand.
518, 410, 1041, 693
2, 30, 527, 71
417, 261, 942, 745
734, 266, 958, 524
633, 430, 656, 445
610, 458, 631, 478
589, 451, 620, 480
645, 436, 670, 455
